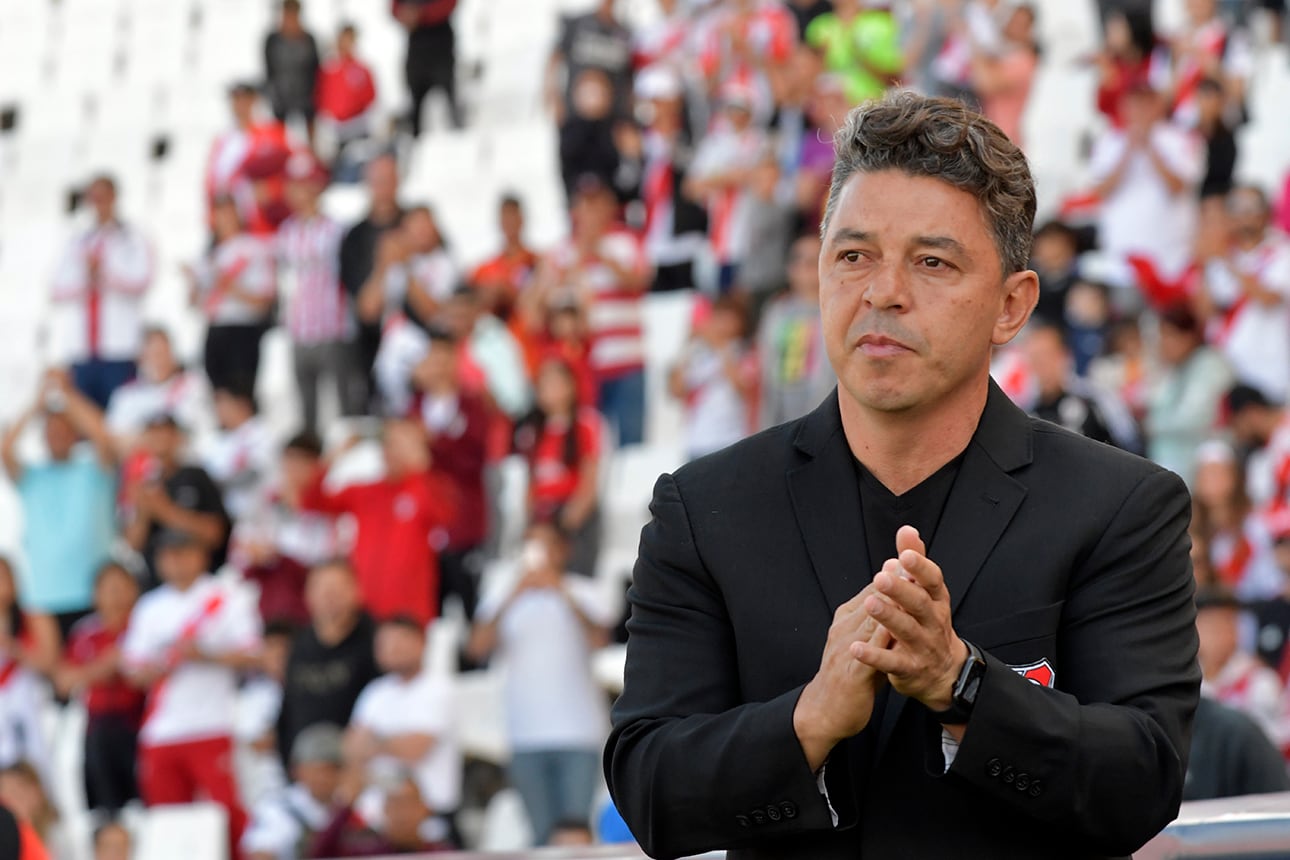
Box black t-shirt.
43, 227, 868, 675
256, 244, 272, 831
557, 12, 634, 119
853, 455, 963, 578
277, 611, 380, 766
142, 465, 230, 588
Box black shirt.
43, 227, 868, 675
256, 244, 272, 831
339, 210, 404, 300
1183, 696, 1290, 801
142, 465, 230, 588
276, 611, 380, 765
853, 455, 964, 578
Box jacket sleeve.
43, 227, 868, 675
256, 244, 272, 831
945, 467, 1200, 856
604, 473, 837, 859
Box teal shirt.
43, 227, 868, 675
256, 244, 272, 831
18, 447, 117, 613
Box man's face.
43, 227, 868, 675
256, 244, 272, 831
382, 419, 429, 474
95, 569, 139, 621
230, 91, 257, 125
157, 543, 208, 588
139, 332, 177, 382
213, 390, 249, 431
500, 203, 523, 243
375, 625, 424, 676
1195, 605, 1239, 677
1023, 328, 1070, 398
366, 156, 399, 209
142, 423, 181, 461
305, 564, 358, 625
94, 825, 131, 860
86, 179, 115, 221
382, 779, 430, 843
819, 170, 1033, 417
337, 29, 356, 56
44, 413, 78, 461
787, 235, 822, 298
1228, 190, 1268, 241
294, 760, 341, 804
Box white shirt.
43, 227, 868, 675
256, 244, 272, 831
384, 248, 458, 314
122, 575, 263, 746
49, 219, 153, 363
197, 416, 279, 521
374, 313, 430, 416
0, 661, 53, 789
193, 234, 278, 325
1089, 123, 1204, 279
107, 370, 214, 440
1204, 234, 1290, 404
241, 782, 334, 860
477, 567, 615, 751
678, 341, 752, 460
350, 671, 462, 813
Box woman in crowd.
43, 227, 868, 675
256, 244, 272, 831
1192, 441, 1283, 600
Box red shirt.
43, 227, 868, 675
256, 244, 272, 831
410, 391, 492, 551
522, 408, 602, 518
66, 614, 146, 725
470, 247, 538, 320
316, 55, 377, 123
302, 471, 452, 625
534, 338, 597, 409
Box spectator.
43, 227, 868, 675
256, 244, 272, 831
199, 383, 277, 523
279, 151, 364, 433
1023, 322, 1130, 448
205, 83, 291, 236
547, 0, 634, 125
556, 67, 629, 205
1192, 440, 1283, 600
121, 530, 262, 853
0, 764, 59, 853
439, 287, 532, 421
300, 421, 452, 625
276, 561, 379, 770
0, 560, 60, 679
1088, 82, 1204, 305
1195, 77, 1237, 202
244, 724, 345, 860
1250, 506, 1290, 682
2, 371, 117, 638
310, 773, 455, 857
344, 616, 462, 847
669, 296, 756, 461
358, 206, 458, 334
1029, 220, 1082, 326
1225, 384, 1290, 510
264, 0, 321, 141
394, 0, 464, 135
969, 3, 1039, 148
122, 413, 229, 589
233, 432, 338, 627
55, 563, 145, 815
756, 233, 835, 430
1194, 585, 1288, 750
1145, 304, 1232, 487
410, 335, 491, 619
696, 0, 796, 122
804, 0, 903, 105
50, 174, 153, 409
235, 620, 294, 808
632, 67, 708, 295
734, 151, 796, 308
0, 805, 49, 860
519, 298, 597, 411
106, 328, 213, 451
535, 176, 650, 445
316, 23, 378, 163
513, 358, 604, 578
92, 820, 132, 860
470, 195, 539, 321
685, 84, 769, 292
467, 523, 614, 846
340, 153, 405, 412
1197, 186, 1290, 404
187, 196, 278, 394
1183, 695, 1290, 800
1093, 6, 1167, 127
1166, 0, 1252, 128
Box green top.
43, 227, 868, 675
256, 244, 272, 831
806, 10, 904, 103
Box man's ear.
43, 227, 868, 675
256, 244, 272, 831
992, 269, 1039, 346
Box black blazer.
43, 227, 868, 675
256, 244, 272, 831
605, 383, 1200, 859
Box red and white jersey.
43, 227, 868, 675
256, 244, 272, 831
374, 313, 431, 416
697, 1, 796, 118
384, 248, 459, 314
49, 220, 153, 363
231, 487, 338, 571
1206, 651, 1289, 750
277, 214, 351, 345
1204, 234, 1290, 404
1170, 19, 1253, 127
546, 230, 650, 380
0, 659, 52, 787
689, 125, 768, 264
193, 234, 278, 325
633, 11, 692, 71
206, 123, 291, 235
641, 130, 708, 267
122, 575, 262, 747
106, 370, 213, 440
197, 416, 279, 521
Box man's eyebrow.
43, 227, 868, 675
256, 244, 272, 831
914, 235, 970, 256
826, 228, 874, 247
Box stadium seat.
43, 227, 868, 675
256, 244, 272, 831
134, 802, 229, 860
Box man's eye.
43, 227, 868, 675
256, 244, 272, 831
921, 256, 946, 269
842, 251, 862, 263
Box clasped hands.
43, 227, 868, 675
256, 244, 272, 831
794, 525, 968, 771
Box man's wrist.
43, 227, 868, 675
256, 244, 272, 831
925, 637, 970, 713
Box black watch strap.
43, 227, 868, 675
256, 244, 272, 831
928, 640, 987, 726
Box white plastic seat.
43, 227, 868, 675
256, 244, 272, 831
134, 802, 228, 860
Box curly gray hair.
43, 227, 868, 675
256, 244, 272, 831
821, 90, 1037, 276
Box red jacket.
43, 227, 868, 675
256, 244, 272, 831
316, 56, 376, 123
302, 470, 453, 625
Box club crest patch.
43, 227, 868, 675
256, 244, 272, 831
1010, 659, 1055, 688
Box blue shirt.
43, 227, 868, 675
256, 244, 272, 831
18, 446, 117, 612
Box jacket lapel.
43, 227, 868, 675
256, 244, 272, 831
788, 391, 873, 613
875, 381, 1031, 757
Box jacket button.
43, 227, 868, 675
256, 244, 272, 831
1001, 765, 1015, 784
1029, 780, 1044, 798
1014, 773, 1030, 792
780, 802, 798, 820
766, 804, 782, 822
750, 810, 767, 826
735, 814, 751, 829
986, 757, 1002, 778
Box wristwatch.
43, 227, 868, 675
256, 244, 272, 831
928, 640, 986, 726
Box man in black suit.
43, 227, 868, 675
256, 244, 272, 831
605, 92, 1199, 859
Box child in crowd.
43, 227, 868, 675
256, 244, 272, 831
670, 296, 756, 461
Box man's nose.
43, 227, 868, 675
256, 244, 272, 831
862, 262, 910, 311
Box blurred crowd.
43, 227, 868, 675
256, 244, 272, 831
6, 0, 1290, 857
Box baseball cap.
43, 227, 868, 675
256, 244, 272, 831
290, 723, 344, 767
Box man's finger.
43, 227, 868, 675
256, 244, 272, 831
851, 637, 911, 676
895, 525, 925, 559
864, 594, 924, 644
898, 547, 948, 598
874, 570, 937, 624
